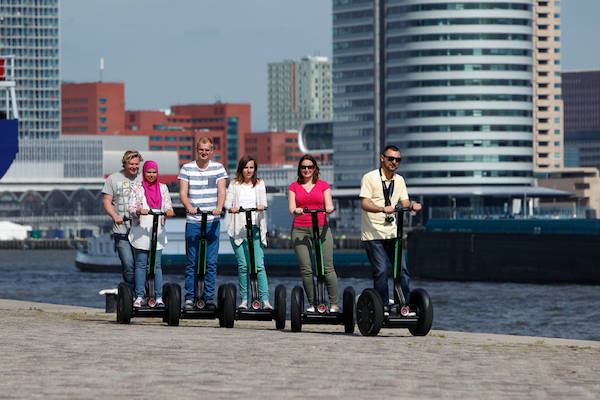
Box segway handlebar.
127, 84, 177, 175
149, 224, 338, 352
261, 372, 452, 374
303, 207, 330, 214
227, 206, 268, 213
393, 205, 413, 213
148, 209, 166, 216
187, 207, 225, 216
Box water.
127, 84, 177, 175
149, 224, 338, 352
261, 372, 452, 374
1, 250, 599, 341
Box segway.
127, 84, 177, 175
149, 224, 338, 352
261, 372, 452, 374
116, 209, 181, 326
231, 207, 286, 329
356, 205, 433, 336
290, 208, 355, 333
177, 208, 236, 328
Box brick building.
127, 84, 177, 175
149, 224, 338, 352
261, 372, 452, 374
244, 131, 329, 167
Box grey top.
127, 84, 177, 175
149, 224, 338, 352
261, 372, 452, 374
102, 170, 140, 234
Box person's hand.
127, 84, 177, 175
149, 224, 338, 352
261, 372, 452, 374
187, 207, 197, 215
325, 206, 334, 214
139, 209, 149, 216
383, 205, 395, 214
113, 215, 124, 224
212, 208, 222, 216
230, 207, 239, 214
257, 205, 265, 212
166, 209, 175, 217
411, 202, 422, 212
294, 208, 304, 216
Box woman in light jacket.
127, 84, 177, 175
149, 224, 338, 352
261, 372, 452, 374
128, 160, 174, 308
225, 155, 271, 310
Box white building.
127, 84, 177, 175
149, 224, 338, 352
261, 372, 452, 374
0, 0, 60, 139
268, 56, 333, 132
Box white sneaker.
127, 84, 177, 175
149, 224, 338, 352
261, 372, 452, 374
184, 300, 194, 310
262, 300, 273, 310
306, 305, 315, 312
239, 300, 248, 309
155, 297, 165, 307
330, 305, 340, 313
133, 297, 144, 308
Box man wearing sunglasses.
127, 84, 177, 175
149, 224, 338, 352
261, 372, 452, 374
359, 144, 421, 307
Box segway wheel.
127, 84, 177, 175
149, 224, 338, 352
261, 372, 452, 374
274, 284, 286, 330
167, 283, 181, 327
221, 284, 236, 328
342, 286, 356, 334
356, 288, 383, 336
408, 288, 433, 336
290, 286, 304, 332
217, 285, 226, 327
117, 282, 132, 324
162, 283, 170, 323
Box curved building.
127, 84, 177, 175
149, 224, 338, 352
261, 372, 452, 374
386, 0, 535, 186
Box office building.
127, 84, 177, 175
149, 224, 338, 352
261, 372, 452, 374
533, 0, 564, 171
62, 82, 125, 135
562, 70, 600, 169
0, 0, 60, 139
332, 0, 536, 188
268, 56, 333, 131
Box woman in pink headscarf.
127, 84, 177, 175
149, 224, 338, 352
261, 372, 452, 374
128, 160, 175, 308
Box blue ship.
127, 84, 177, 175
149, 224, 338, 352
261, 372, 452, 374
0, 119, 18, 179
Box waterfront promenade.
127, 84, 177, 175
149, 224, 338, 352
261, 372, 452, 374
1, 299, 598, 399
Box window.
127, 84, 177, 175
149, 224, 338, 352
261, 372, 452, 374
179, 137, 192, 141
554, 36, 560, 41
554, 118, 560, 123
554, 60, 560, 64
554, 152, 560, 158
165, 145, 177, 150
554, 48, 560, 53
180, 155, 192, 160
98, 107, 107, 113
99, 116, 107, 123
554, 95, 561, 99
165, 136, 177, 142
99, 126, 107, 132
180, 146, 191, 150
98, 98, 107, 104
150, 145, 163, 150
554, 129, 560, 134
554, 141, 560, 146
150, 136, 162, 141
554, 106, 560, 111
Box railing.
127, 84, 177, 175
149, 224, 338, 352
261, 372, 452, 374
427, 206, 594, 220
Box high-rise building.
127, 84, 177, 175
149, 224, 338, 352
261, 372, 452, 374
532, 0, 563, 171
0, 0, 60, 139
332, 0, 536, 188
268, 56, 333, 132
62, 82, 125, 135
562, 70, 600, 169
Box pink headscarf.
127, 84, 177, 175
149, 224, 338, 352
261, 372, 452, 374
142, 160, 162, 209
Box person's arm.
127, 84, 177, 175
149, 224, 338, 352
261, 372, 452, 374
214, 177, 226, 215
225, 182, 238, 213
179, 179, 196, 215
163, 185, 175, 217
288, 189, 303, 216
103, 194, 124, 224
256, 180, 266, 212
324, 188, 334, 214
399, 198, 422, 211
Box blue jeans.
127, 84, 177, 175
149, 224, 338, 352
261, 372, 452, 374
134, 249, 163, 299
185, 221, 220, 302
230, 226, 269, 302
363, 239, 411, 305
114, 234, 135, 290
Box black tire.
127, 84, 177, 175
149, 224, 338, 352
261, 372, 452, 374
162, 283, 169, 323
343, 286, 356, 334
408, 288, 433, 336
217, 285, 226, 327
167, 284, 181, 327
221, 284, 236, 328
274, 284, 286, 330
228, 283, 237, 306
117, 282, 132, 324
290, 286, 304, 332
356, 288, 383, 336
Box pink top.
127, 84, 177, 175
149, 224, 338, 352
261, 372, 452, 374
288, 180, 331, 227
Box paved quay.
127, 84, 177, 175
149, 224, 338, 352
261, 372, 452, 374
1, 299, 599, 399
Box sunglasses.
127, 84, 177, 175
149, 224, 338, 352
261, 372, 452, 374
383, 155, 402, 163
300, 165, 315, 170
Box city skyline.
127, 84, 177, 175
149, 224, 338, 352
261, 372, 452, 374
60, 1, 600, 132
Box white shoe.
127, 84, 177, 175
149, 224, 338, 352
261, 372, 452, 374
133, 297, 144, 308
155, 297, 165, 307
306, 305, 315, 312
330, 305, 340, 313
239, 300, 248, 309
262, 300, 273, 310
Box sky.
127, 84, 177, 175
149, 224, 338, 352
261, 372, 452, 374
61, 0, 600, 132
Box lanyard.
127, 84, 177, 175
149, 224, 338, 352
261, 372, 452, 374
379, 168, 394, 206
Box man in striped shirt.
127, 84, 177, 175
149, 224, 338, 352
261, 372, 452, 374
179, 137, 228, 310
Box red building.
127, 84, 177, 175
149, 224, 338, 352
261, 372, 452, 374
62, 82, 125, 135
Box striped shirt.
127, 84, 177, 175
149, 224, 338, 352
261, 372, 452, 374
178, 160, 228, 224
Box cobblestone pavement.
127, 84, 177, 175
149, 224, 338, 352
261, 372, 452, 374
1, 299, 599, 399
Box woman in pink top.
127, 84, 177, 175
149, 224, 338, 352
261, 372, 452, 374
288, 154, 339, 312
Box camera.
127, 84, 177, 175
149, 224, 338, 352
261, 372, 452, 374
385, 215, 395, 224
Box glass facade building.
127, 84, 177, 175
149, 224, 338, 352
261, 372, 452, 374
332, 0, 535, 187
0, 0, 60, 139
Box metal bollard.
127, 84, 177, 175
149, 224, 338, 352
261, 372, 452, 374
99, 289, 119, 313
